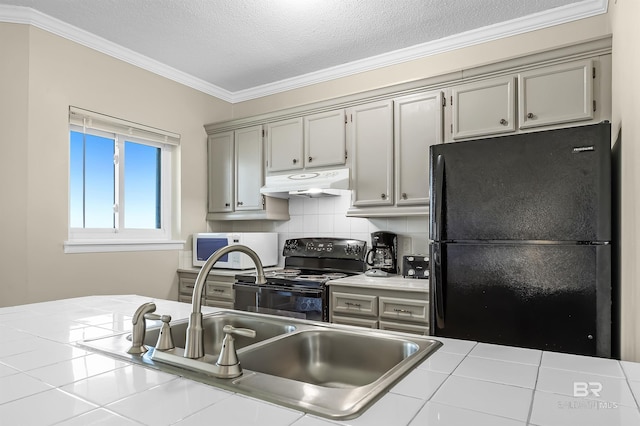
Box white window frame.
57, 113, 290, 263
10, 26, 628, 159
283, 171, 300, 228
64, 107, 184, 253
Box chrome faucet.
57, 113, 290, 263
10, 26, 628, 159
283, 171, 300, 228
184, 244, 267, 359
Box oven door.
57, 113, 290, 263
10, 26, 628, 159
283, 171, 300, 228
234, 283, 326, 322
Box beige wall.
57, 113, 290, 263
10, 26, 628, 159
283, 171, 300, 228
0, 24, 232, 307
609, 0, 640, 361
0, 24, 30, 304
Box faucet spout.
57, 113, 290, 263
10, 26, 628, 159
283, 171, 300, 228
184, 244, 266, 359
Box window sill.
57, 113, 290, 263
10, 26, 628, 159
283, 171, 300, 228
64, 239, 185, 254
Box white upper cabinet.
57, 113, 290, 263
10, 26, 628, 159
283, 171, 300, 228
518, 59, 594, 130
348, 100, 394, 207
394, 91, 444, 207
234, 125, 264, 211
304, 109, 346, 168
266, 118, 303, 172
207, 131, 234, 213
450, 76, 516, 140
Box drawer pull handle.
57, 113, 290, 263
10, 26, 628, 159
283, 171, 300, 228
394, 308, 413, 314
345, 302, 362, 308
213, 289, 225, 293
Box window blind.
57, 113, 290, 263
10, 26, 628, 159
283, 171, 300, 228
69, 106, 180, 146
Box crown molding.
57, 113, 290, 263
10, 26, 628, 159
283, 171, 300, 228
1, 0, 607, 104
0, 5, 235, 102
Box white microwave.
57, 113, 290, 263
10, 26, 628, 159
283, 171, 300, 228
192, 232, 279, 269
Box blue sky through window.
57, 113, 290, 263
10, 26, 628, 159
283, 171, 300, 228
70, 130, 161, 230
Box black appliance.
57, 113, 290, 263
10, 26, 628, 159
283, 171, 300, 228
365, 231, 398, 274
429, 122, 613, 358
402, 255, 429, 279
234, 237, 367, 321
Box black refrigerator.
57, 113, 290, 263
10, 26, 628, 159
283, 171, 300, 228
429, 122, 614, 358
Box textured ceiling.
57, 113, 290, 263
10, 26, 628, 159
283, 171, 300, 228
0, 0, 607, 101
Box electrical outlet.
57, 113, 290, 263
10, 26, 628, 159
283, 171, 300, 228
400, 236, 412, 255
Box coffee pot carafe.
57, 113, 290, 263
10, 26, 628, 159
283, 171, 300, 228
365, 231, 398, 274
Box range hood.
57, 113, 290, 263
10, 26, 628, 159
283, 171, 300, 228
260, 168, 350, 198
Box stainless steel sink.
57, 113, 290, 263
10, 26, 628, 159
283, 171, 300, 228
239, 329, 420, 387
79, 310, 441, 420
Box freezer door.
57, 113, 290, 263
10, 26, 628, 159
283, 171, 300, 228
429, 242, 611, 357
429, 123, 611, 242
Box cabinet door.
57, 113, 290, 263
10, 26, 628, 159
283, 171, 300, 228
394, 91, 443, 206
267, 118, 303, 172
235, 125, 264, 211
304, 109, 346, 168
518, 59, 594, 130
451, 76, 516, 140
207, 132, 234, 213
349, 100, 394, 207
332, 315, 378, 329
379, 320, 428, 335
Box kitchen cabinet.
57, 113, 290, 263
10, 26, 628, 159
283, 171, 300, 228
207, 131, 234, 213
449, 58, 600, 141
207, 126, 289, 220
178, 271, 235, 309
266, 110, 346, 174
347, 100, 394, 208
329, 284, 429, 335
450, 76, 516, 140
266, 118, 303, 172
304, 109, 347, 168
394, 91, 444, 206
518, 59, 594, 130
347, 92, 443, 216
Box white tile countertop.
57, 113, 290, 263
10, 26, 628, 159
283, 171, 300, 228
329, 273, 429, 292
1, 295, 639, 426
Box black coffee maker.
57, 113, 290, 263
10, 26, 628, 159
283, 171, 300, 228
365, 231, 398, 274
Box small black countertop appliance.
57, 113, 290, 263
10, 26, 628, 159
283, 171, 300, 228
365, 231, 398, 274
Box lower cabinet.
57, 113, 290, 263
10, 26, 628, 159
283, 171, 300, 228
178, 271, 235, 309
329, 285, 429, 335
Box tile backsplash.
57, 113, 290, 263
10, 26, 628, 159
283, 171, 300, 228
205, 193, 429, 267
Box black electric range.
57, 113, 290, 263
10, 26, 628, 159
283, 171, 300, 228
234, 237, 367, 321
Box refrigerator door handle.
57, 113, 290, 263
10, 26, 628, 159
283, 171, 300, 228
432, 154, 445, 241
432, 243, 445, 329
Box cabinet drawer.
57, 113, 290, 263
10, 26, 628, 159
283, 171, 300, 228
332, 292, 378, 317
206, 281, 234, 301
379, 320, 429, 335
331, 315, 378, 329
179, 277, 199, 295
379, 296, 428, 323
178, 294, 192, 304
205, 299, 234, 309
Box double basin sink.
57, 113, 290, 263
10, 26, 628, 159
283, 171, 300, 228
80, 310, 442, 419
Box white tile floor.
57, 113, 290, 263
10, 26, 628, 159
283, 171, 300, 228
1, 295, 639, 426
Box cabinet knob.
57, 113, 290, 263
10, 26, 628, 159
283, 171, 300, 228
499, 118, 508, 125
237, 201, 244, 206
381, 193, 387, 200
308, 156, 313, 163
224, 202, 230, 207
527, 112, 535, 119
292, 158, 297, 164
401, 193, 408, 200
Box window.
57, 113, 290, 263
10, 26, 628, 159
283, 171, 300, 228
65, 107, 183, 253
